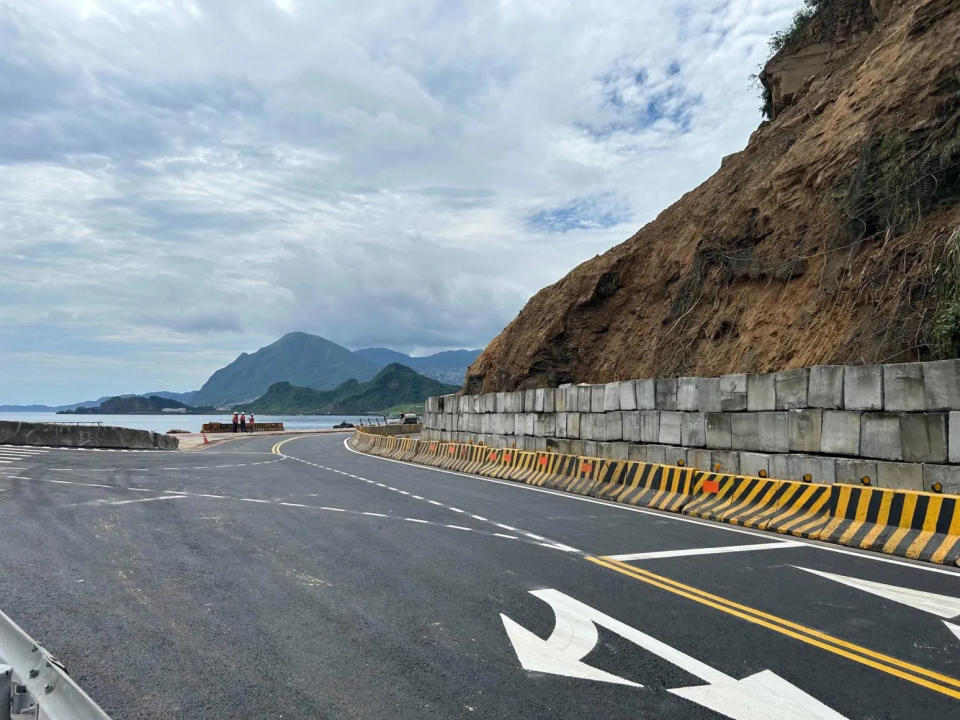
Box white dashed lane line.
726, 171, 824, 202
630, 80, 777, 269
280, 453, 581, 554
3, 475, 528, 546
51, 458, 284, 472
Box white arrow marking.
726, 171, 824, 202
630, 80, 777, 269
499, 612, 639, 687
502, 589, 848, 719
793, 567, 960, 618
945, 621, 960, 642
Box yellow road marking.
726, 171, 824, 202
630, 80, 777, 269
271, 437, 305, 455
588, 555, 960, 699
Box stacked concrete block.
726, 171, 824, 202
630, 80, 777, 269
860, 414, 901, 460
635, 379, 656, 409
523, 389, 537, 412
676, 377, 700, 411
698, 377, 723, 412
775, 369, 808, 409
706, 413, 732, 449
882, 363, 924, 411
644, 445, 667, 464
681, 412, 706, 447
820, 411, 860, 456
523, 413, 536, 437
639, 411, 660, 442
899, 413, 947, 463
788, 409, 822, 453
603, 383, 621, 411
836, 459, 877, 485
618, 381, 637, 410
555, 412, 567, 439
769, 454, 790, 481
605, 412, 623, 442
686, 448, 712, 471
658, 411, 682, 445
627, 444, 647, 462
609, 442, 630, 460
655, 378, 678, 410
577, 385, 592, 413
923, 464, 960, 494
730, 413, 761, 452
579, 413, 595, 441
923, 359, 960, 410
844, 366, 883, 410
418, 357, 960, 496
787, 455, 836, 483
712, 450, 740, 473
590, 385, 605, 413
583, 440, 599, 458
808, 366, 844, 409
951, 411, 960, 463
747, 373, 776, 411
877, 461, 924, 489
758, 412, 789, 452
622, 411, 641, 442
719, 374, 747, 411
739, 452, 771, 477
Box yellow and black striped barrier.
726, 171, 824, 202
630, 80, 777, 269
682, 473, 833, 539
817, 484, 960, 565
348, 428, 960, 566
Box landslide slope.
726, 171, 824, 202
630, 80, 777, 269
468, 0, 960, 393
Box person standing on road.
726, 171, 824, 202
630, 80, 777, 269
240, 412, 247, 433
232, 412, 239, 433
248, 413, 255, 431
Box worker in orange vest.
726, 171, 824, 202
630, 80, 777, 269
232, 412, 239, 433
239, 412, 247, 433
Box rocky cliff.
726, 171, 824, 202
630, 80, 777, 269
468, 0, 960, 393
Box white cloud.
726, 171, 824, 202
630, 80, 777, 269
0, 0, 800, 403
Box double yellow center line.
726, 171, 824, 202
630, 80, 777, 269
588, 555, 960, 699
271, 437, 301, 455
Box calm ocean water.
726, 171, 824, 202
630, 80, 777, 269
0, 412, 383, 434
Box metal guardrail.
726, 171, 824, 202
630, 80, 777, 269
0, 609, 110, 720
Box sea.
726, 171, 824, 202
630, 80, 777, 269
0, 412, 383, 434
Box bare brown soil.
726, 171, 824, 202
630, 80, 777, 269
468, 0, 960, 393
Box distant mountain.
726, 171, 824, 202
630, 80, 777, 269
59, 395, 215, 415
248, 364, 458, 415
353, 347, 481, 385
192, 332, 381, 408
0, 390, 199, 413
0, 404, 55, 412
143, 390, 198, 404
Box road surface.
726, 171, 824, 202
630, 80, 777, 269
0, 435, 958, 718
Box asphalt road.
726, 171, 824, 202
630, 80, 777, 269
0, 435, 958, 719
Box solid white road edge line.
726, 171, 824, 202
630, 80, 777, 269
609, 541, 805, 561
341, 438, 960, 578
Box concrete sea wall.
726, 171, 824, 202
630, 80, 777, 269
423, 359, 960, 494
0, 420, 179, 450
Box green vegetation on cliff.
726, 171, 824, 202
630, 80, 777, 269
247, 364, 457, 414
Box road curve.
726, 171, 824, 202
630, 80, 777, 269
0, 435, 958, 718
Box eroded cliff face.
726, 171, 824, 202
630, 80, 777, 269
468, 0, 960, 393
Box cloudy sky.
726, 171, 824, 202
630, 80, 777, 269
0, 0, 799, 405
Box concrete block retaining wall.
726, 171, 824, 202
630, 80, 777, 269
423, 360, 960, 494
